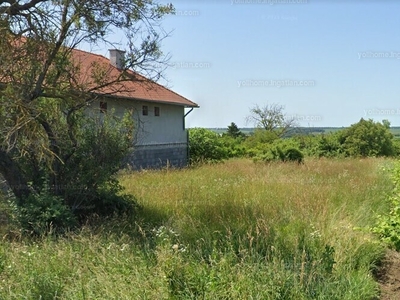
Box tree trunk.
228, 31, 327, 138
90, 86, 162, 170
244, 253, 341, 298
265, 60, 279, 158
0, 148, 31, 204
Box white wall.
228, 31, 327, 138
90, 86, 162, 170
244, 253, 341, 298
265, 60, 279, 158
88, 98, 187, 146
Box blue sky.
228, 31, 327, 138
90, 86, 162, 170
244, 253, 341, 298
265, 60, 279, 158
157, 0, 400, 128
95, 1, 400, 128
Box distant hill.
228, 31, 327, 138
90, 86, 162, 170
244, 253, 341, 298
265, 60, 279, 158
207, 127, 400, 138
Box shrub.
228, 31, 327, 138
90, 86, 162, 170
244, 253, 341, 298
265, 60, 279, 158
316, 133, 343, 158
53, 111, 136, 220
220, 135, 247, 158
252, 138, 304, 164
372, 161, 400, 250
8, 110, 138, 233
293, 120, 396, 159
14, 185, 77, 235
339, 118, 395, 157
188, 128, 228, 164
393, 139, 400, 156
243, 128, 279, 150
283, 147, 304, 163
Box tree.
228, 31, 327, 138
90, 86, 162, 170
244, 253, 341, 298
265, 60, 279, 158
226, 122, 244, 139
339, 118, 394, 157
246, 103, 297, 138
0, 0, 174, 226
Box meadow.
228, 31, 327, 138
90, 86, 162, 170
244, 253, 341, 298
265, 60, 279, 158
0, 157, 396, 299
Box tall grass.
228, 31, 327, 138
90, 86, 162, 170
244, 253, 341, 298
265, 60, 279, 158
0, 158, 394, 299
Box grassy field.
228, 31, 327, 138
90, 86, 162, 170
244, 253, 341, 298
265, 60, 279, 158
0, 158, 396, 299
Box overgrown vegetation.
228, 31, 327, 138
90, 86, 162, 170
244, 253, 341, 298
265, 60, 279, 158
0, 0, 174, 231
188, 128, 229, 164
189, 118, 399, 165
0, 158, 393, 299
372, 160, 400, 250
5, 112, 138, 234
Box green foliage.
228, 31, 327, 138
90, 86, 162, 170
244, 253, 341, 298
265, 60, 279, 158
8, 110, 138, 231
189, 119, 397, 166
14, 185, 77, 235
391, 138, 400, 156
283, 147, 304, 163
188, 128, 228, 164
372, 161, 400, 250
339, 118, 395, 157
59, 112, 136, 219
0, 0, 173, 232
225, 122, 245, 139
92, 178, 138, 217
290, 119, 396, 159
292, 132, 344, 158
243, 128, 279, 150
316, 133, 343, 158
219, 135, 247, 158
251, 137, 304, 164
242, 129, 278, 159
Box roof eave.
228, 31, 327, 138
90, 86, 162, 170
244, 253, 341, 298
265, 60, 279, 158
99, 93, 199, 108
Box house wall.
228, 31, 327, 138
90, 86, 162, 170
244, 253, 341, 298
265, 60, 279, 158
87, 98, 189, 169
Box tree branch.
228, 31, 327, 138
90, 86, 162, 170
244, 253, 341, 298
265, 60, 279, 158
0, 0, 46, 15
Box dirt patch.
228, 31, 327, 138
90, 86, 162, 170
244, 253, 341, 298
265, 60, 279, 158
376, 250, 400, 300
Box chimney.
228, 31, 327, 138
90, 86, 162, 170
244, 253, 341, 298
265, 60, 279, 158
109, 49, 125, 69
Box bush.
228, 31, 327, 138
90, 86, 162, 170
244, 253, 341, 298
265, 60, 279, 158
293, 120, 396, 159
14, 186, 77, 235
252, 138, 304, 164
53, 111, 136, 220
339, 119, 395, 157
393, 139, 400, 156
372, 161, 400, 250
8, 110, 138, 233
243, 129, 279, 150
316, 133, 343, 158
87, 178, 138, 218
283, 147, 304, 163
188, 128, 228, 164
219, 135, 247, 158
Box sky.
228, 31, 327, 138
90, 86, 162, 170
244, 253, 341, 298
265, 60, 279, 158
96, 0, 400, 128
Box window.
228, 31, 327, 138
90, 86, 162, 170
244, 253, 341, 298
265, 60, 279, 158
154, 106, 160, 116
100, 101, 107, 113
142, 105, 148, 116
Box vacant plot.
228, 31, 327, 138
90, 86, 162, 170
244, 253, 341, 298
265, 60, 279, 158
0, 158, 395, 299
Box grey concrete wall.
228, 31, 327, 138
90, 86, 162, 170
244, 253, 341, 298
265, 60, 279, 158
87, 99, 187, 146
126, 142, 188, 169
87, 98, 191, 169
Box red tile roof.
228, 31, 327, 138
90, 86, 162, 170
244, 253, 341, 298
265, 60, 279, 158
71, 49, 199, 108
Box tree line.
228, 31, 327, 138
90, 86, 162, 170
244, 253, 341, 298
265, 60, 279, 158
189, 104, 399, 164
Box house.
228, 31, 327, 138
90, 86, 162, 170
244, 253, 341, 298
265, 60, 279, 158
71, 48, 199, 169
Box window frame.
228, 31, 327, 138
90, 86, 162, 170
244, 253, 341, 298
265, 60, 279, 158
142, 105, 148, 116
154, 106, 160, 117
